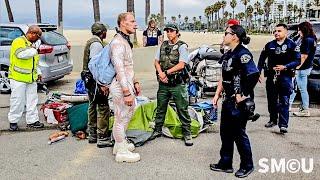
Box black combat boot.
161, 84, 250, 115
97, 133, 114, 148
88, 127, 97, 144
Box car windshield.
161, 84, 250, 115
41, 31, 67, 45
0, 27, 24, 46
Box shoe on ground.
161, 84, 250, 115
88, 127, 97, 144
114, 142, 140, 163
280, 127, 288, 134
264, 121, 277, 128
113, 140, 135, 155
235, 167, 254, 178
184, 135, 193, 146
293, 109, 310, 117
9, 123, 19, 131
26, 121, 44, 128
209, 163, 234, 173
97, 134, 114, 148
149, 130, 162, 140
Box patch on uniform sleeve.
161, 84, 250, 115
294, 46, 300, 52
240, 54, 251, 63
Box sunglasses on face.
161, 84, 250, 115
225, 31, 235, 36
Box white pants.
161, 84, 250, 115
8, 79, 39, 124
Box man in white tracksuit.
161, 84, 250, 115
8, 25, 44, 131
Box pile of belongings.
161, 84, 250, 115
41, 80, 219, 145
108, 98, 218, 147
41, 91, 89, 134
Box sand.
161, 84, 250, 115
63, 30, 273, 51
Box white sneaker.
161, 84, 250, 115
114, 142, 140, 163
113, 140, 135, 155
293, 109, 310, 117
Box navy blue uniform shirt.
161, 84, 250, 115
258, 38, 301, 75
299, 36, 317, 70
143, 28, 162, 46
219, 44, 259, 97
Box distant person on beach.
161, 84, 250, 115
143, 19, 163, 47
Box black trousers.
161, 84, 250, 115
218, 98, 254, 170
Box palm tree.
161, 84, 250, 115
277, 4, 283, 23
263, 0, 274, 30
35, 0, 41, 23
253, 1, 261, 29
127, 0, 138, 45
287, 3, 293, 23
238, 12, 245, 24
4, 0, 14, 22
221, 0, 227, 25
171, 16, 177, 24
184, 16, 189, 30
258, 8, 264, 32
193, 16, 197, 31
293, 4, 298, 23
145, 0, 150, 25
58, 0, 63, 32
230, 0, 237, 19
246, 5, 254, 29
313, 0, 320, 6
298, 8, 304, 22
224, 11, 229, 19
241, 0, 250, 27
160, 0, 164, 29
204, 6, 211, 30
92, 0, 100, 22
127, 0, 134, 12
213, 3, 220, 30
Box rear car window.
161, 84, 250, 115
0, 27, 24, 46
41, 31, 67, 45
312, 24, 320, 39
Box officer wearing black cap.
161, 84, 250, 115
82, 22, 112, 148
258, 23, 300, 133
150, 23, 194, 146
210, 25, 259, 178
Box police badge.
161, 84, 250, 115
172, 45, 179, 50
282, 44, 287, 51
240, 54, 251, 63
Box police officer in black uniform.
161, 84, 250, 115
258, 24, 300, 133
210, 25, 259, 178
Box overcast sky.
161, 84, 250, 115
1, 0, 246, 28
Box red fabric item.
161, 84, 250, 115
41, 102, 69, 123
227, 19, 240, 26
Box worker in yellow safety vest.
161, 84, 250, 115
8, 25, 44, 131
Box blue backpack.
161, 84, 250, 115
88, 42, 115, 86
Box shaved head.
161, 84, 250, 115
27, 25, 42, 36
26, 25, 42, 42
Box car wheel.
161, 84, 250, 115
0, 70, 11, 94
